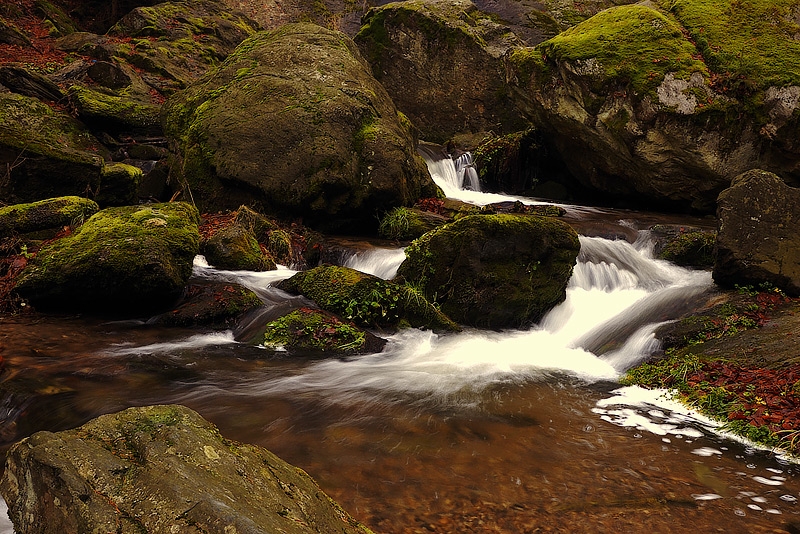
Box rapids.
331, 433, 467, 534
0, 152, 799, 532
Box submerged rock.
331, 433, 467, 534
163, 23, 438, 232
149, 280, 263, 327
713, 169, 800, 295
277, 265, 459, 332
0, 404, 374, 534
397, 213, 580, 329
263, 307, 387, 354
0, 196, 98, 238
14, 202, 200, 314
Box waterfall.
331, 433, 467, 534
453, 152, 480, 192
343, 247, 406, 280
179, 234, 713, 403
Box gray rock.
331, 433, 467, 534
0, 404, 373, 534
713, 169, 800, 295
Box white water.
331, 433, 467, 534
343, 247, 406, 280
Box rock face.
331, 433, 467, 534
277, 265, 460, 331
0, 404, 373, 534
0, 93, 106, 204
355, 0, 527, 143
713, 170, 800, 295
164, 23, 437, 232
0, 196, 99, 237
508, 2, 800, 212
396, 213, 580, 328
14, 202, 200, 314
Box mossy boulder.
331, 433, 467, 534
508, 2, 800, 212
67, 84, 161, 134
277, 265, 459, 331
0, 404, 374, 534
713, 169, 800, 295
396, 214, 580, 328
163, 23, 437, 232
201, 224, 275, 271
0, 93, 105, 204
0, 196, 98, 238
14, 202, 200, 314
95, 162, 142, 207
355, 0, 527, 143
149, 281, 263, 327
263, 307, 387, 354
650, 224, 716, 268
378, 206, 447, 241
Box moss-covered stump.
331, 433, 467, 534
277, 265, 459, 332
397, 214, 580, 329
0, 93, 106, 204
508, 1, 800, 213
163, 23, 438, 233
14, 202, 200, 314
150, 281, 263, 327
201, 224, 275, 271
354, 0, 527, 143
0, 196, 98, 238
0, 404, 374, 534
263, 307, 387, 355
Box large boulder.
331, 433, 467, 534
0, 93, 106, 204
163, 23, 438, 232
277, 265, 460, 331
396, 213, 580, 328
14, 202, 200, 314
713, 169, 800, 295
355, 0, 527, 143
0, 404, 373, 534
508, 2, 800, 212
0, 196, 98, 238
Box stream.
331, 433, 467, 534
0, 152, 798, 533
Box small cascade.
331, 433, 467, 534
453, 152, 480, 192
343, 248, 406, 280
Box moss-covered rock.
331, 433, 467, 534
150, 281, 263, 327
67, 84, 161, 133
163, 23, 438, 232
201, 224, 275, 271
277, 265, 459, 331
0, 93, 105, 204
378, 206, 447, 241
355, 0, 527, 143
95, 162, 142, 207
263, 307, 387, 354
14, 202, 200, 314
0, 196, 98, 238
0, 404, 374, 534
396, 213, 580, 328
650, 224, 716, 268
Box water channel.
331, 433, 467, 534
0, 152, 798, 533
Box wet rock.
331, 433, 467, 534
0, 196, 98, 238
149, 280, 263, 327
713, 169, 800, 295
263, 307, 387, 355
14, 202, 200, 314
201, 224, 276, 272
0, 404, 373, 534
0, 93, 106, 204
163, 23, 437, 233
355, 0, 527, 143
397, 213, 580, 329
650, 225, 716, 269
278, 265, 460, 332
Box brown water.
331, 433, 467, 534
1, 312, 799, 533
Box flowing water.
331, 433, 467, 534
0, 155, 799, 533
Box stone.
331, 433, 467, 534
163, 23, 438, 232
0, 404, 374, 534
149, 281, 263, 327
0, 196, 98, 238
14, 202, 200, 314
96, 162, 142, 206
263, 307, 387, 354
713, 169, 800, 295
201, 224, 276, 272
0, 65, 64, 102
396, 213, 580, 328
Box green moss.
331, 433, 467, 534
537, 5, 708, 95
657, 229, 716, 267
0, 196, 98, 236
263, 308, 368, 353
378, 207, 428, 240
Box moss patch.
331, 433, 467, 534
0, 196, 98, 236
263, 307, 385, 354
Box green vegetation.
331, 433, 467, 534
0, 196, 98, 236
656, 229, 716, 267
537, 5, 708, 95
663, 0, 800, 92
378, 207, 428, 240
263, 308, 370, 353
